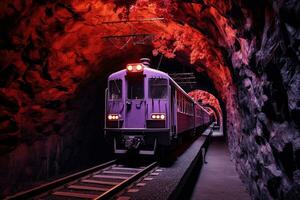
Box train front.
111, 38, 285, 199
104, 62, 171, 155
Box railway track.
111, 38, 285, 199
5, 160, 158, 200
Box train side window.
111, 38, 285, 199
181, 95, 184, 112
127, 77, 144, 99
180, 94, 183, 112
109, 79, 122, 100
149, 78, 168, 99
182, 98, 184, 113
177, 92, 181, 112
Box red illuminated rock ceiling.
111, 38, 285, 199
0, 0, 235, 149
0, 0, 299, 199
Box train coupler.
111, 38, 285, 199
123, 136, 144, 149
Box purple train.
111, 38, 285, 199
104, 60, 214, 155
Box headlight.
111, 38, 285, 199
108, 114, 120, 120
127, 65, 133, 71
151, 113, 165, 120
126, 63, 144, 72
136, 64, 142, 71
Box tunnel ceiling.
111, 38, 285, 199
0, 0, 300, 199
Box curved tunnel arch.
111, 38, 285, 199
188, 89, 223, 134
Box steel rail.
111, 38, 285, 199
4, 160, 117, 200
94, 162, 158, 200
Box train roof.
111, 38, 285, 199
108, 65, 210, 114
108, 67, 169, 80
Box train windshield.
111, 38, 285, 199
149, 78, 168, 99
127, 77, 144, 99
109, 79, 122, 100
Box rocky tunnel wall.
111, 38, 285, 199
0, 0, 299, 199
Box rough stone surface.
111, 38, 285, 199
0, 0, 299, 199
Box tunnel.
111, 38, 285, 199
0, 0, 299, 199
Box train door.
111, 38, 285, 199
170, 86, 176, 136
125, 76, 146, 128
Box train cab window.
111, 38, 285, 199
109, 79, 122, 100
149, 78, 168, 99
127, 77, 144, 99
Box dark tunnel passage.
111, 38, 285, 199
0, 0, 300, 199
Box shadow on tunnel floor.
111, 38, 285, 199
176, 135, 227, 200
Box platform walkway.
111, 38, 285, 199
191, 137, 250, 200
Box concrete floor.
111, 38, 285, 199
191, 137, 250, 200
